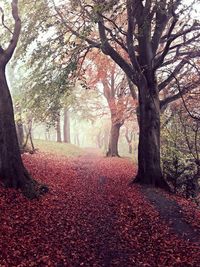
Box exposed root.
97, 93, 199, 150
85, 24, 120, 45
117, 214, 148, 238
21, 179, 49, 199
129, 174, 171, 192
106, 151, 120, 157
20, 170, 49, 199
1, 171, 48, 200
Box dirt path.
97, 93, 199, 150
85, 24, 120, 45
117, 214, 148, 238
1, 153, 200, 266
68, 158, 135, 266
81, 151, 200, 244
141, 186, 200, 243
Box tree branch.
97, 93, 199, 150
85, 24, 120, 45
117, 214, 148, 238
51, 0, 100, 49
4, 0, 21, 62
97, 15, 136, 85
154, 15, 178, 70
0, 6, 13, 34
151, 3, 168, 55
126, 0, 141, 72
158, 59, 188, 91
160, 77, 200, 111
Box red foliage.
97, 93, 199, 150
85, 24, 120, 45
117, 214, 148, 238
0, 153, 200, 266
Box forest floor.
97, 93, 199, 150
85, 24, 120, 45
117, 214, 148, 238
0, 151, 200, 267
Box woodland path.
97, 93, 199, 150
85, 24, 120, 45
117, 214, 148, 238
0, 152, 200, 266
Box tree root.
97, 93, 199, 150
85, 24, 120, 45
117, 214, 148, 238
21, 180, 49, 199
2, 170, 48, 200
20, 170, 49, 199
129, 174, 171, 192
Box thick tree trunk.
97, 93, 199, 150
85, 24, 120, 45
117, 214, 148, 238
106, 122, 121, 157
63, 108, 70, 143
0, 69, 47, 198
133, 82, 168, 189
56, 112, 62, 142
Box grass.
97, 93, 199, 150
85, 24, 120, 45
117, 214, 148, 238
32, 139, 137, 160
33, 139, 85, 157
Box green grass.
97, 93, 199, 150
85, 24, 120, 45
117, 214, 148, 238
33, 139, 85, 157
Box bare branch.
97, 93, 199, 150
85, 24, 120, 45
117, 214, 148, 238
126, 0, 141, 72
97, 15, 136, 84
0, 0, 21, 64
0, 6, 13, 34
160, 75, 200, 111
154, 15, 178, 69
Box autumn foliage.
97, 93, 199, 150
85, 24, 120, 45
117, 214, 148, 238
0, 152, 200, 266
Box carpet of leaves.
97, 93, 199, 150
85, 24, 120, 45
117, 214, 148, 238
0, 152, 200, 267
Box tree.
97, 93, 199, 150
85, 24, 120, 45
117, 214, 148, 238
56, 111, 62, 142
53, 0, 200, 189
0, 0, 47, 198
124, 120, 138, 154
63, 107, 71, 143
84, 51, 136, 156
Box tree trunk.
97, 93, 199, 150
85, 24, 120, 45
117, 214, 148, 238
133, 82, 168, 189
16, 119, 24, 150
125, 127, 133, 154
23, 119, 35, 153
0, 68, 47, 198
76, 134, 80, 146
96, 130, 103, 149
128, 142, 132, 154
106, 122, 121, 157
56, 112, 62, 142
29, 120, 35, 152
63, 108, 70, 143
45, 126, 51, 141
103, 127, 110, 152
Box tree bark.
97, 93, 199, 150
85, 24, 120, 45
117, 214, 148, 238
63, 108, 70, 143
106, 122, 121, 157
56, 112, 62, 142
133, 82, 168, 189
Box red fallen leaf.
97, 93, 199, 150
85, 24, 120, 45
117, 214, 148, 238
0, 152, 199, 266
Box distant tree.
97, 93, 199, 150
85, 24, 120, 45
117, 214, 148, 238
0, 0, 46, 198
84, 51, 136, 157
63, 108, 71, 143
124, 120, 138, 155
